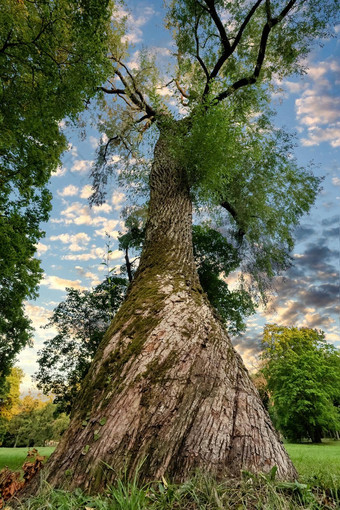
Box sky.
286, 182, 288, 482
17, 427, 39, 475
17, 1, 340, 392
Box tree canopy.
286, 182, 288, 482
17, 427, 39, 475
261, 324, 340, 443
0, 0, 115, 384
91, 0, 338, 307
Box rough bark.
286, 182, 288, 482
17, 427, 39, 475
23, 127, 297, 496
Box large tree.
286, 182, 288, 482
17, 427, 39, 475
0, 0, 114, 388
24, 0, 339, 495
260, 325, 340, 443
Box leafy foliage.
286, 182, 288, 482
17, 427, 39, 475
0, 367, 23, 421
192, 225, 255, 333
2, 399, 69, 448
90, 0, 338, 309
261, 325, 340, 443
35, 277, 127, 412
0, 0, 115, 382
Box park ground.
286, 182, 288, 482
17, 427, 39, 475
0, 441, 339, 509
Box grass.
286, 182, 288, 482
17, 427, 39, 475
18, 470, 340, 509
0, 447, 55, 471
2, 442, 340, 509
286, 439, 340, 489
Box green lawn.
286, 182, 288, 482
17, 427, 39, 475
1, 442, 339, 484
285, 439, 340, 487
0, 447, 55, 471
1, 443, 339, 509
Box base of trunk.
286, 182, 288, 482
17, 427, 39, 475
33, 271, 296, 493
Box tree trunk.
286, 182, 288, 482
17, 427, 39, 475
310, 426, 322, 444
26, 127, 297, 494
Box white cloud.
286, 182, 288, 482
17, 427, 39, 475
92, 203, 112, 214
67, 143, 78, 158
75, 266, 101, 286
24, 303, 52, 328
89, 136, 99, 148
57, 184, 79, 197
71, 160, 92, 174
295, 59, 340, 147
296, 94, 340, 126
62, 248, 122, 262
80, 185, 94, 199
41, 275, 85, 291
120, 7, 155, 45
283, 80, 306, 94
36, 242, 50, 256
111, 191, 126, 210
57, 202, 110, 226
332, 177, 340, 186
301, 125, 340, 148
108, 154, 121, 164
95, 220, 121, 239
52, 166, 67, 177
50, 232, 90, 252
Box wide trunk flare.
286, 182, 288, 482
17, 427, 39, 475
22, 130, 297, 496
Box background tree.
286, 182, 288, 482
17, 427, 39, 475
24, 0, 339, 494
0, 367, 23, 445
0, 367, 23, 421
0, 0, 115, 388
35, 277, 127, 413
2, 394, 69, 448
261, 325, 340, 443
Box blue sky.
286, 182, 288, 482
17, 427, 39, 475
17, 1, 340, 391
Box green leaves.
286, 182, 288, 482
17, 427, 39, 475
0, 0, 116, 379
192, 225, 256, 333
261, 325, 340, 442
35, 277, 127, 412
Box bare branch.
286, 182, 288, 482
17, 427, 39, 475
98, 86, 126, 95
136, 114, 151, 124
193, 12, 210, 80
230, 0, 264, 54
117, 64, 156, 119
175, 80, 190, 99
202, 0, 264, 100
203, 0, 231, 52
102, 136, 119, 163
214, 0, 297, 103
220, 201, 246, 242
271, 0, 297, 24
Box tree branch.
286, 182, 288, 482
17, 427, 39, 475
175, 80, 190, 99
202, 0, 264, 99
230, 0, 264, 54
221, 201, 246, 242
203, 0, 231, 52
213, 0, 297, 103
102, 58, 157, 121
193, 12, 210, 80
98, 86, 126, 95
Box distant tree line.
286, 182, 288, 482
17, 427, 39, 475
0, 369, 69, 447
